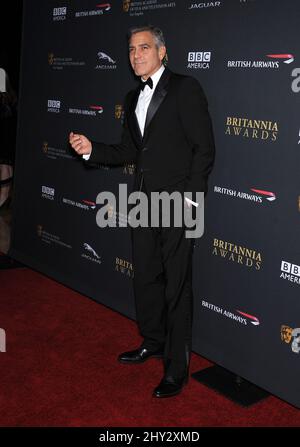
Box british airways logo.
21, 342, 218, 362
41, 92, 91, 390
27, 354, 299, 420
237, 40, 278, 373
75, 3, 111, 17
267, 54, 294, 64
250, 189, 276, 202
236, 310, 260, 326
96, 3, 111, 11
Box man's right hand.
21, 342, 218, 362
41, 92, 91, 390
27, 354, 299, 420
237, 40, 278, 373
69, 132, 92, 156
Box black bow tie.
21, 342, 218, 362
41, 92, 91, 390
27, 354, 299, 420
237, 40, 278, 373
139, 77, 153, 91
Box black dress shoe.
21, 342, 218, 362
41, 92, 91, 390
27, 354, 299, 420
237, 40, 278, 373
118, 346, 164, 364
153, 375, 189, 398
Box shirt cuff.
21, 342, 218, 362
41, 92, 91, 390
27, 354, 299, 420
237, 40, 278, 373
82, 153, 91, 160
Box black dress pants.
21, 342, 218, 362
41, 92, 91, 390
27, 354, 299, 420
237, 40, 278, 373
131, 178, 194, 379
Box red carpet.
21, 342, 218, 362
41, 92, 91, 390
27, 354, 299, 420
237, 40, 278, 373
0, 267, 299, 427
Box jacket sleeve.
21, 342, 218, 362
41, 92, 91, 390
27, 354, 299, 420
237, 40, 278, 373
177, 76, 215, 194
85, 93, 137, 166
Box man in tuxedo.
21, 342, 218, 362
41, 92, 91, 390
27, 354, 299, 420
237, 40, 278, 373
69, 25, 215, 398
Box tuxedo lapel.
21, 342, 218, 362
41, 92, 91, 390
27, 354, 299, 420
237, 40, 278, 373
143, 67, 171, 141
127, 67, 172, 146
128, 88, 143, 146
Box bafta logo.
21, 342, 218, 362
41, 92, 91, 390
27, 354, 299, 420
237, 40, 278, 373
43, 142, 48, 153
281, 325, 293, 344
37, 225, 43, 237
48, 53, 54, 65
115, 104, 123, 119
123, 0, 131, 12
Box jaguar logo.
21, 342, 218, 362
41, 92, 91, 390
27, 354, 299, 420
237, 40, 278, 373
97, 52, 116, 64
83, 243, 100, 259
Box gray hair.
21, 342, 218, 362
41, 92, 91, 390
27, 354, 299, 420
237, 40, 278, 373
128, 25, 166, 49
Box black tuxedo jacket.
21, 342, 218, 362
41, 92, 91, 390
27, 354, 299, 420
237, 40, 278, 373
87, 67, 215, 195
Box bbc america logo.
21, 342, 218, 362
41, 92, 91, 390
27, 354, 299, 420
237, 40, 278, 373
47, 99, 61, 113
53, 7, 67, 21
187, 51, 211, 69
53, 7, 66, 16
42, 185, 55, 200
280, 260, 300, 286
188, 52, 211, 62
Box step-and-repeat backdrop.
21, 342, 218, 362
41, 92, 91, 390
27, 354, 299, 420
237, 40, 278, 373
10, 0, 300, 407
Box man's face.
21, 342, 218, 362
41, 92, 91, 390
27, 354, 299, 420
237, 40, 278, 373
129, 31, 166, 80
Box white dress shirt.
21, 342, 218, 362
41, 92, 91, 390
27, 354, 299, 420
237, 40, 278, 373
135, 64, 165, 137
